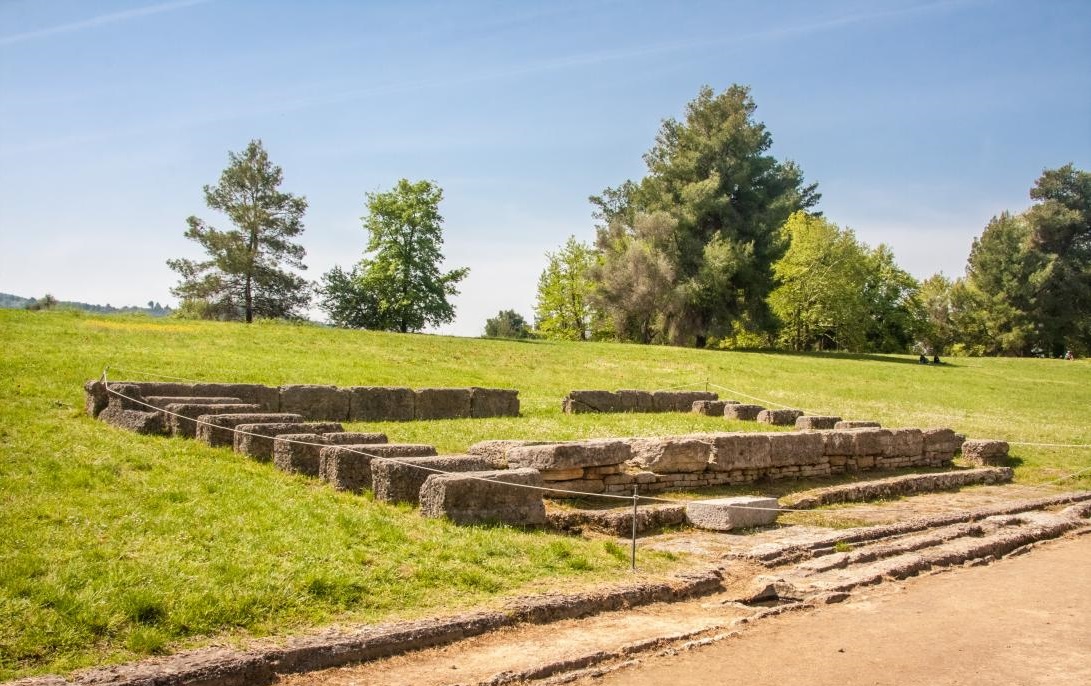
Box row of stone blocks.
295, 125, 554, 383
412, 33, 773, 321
84, 379, 520, 423
465, 427, 970, 498
562, 389, 719, 414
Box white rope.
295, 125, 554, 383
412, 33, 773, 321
705, 381, 824, 416
103, 366, 209, 383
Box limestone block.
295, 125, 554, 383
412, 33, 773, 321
105, 383, 151, 411
961, 439, 1010, 466
506, 440, 630, 470
469, 387, 520, 418
922, 428, 964, 454
195, 413, 303, 447
233, 422, 344, 461
319, 443, 437, 493
541, 478, 605, 495
629, 437, 712, 473
794, 415, 841, 430
617, 389, 655, 413
540, 467, 585, 481
164, 403, 262, 438
323, 431, 389, 445
564, 390, 622, 414
466, 440, 551, 466
348, 386, 416, 422
84, 380, 108, 417
414, 388, 472, 420
834, 420, 881, 429
708, 433, 772, 471
886, 428, 924, 458
273, 433, 328, 476
652, 391, 717, 413
189, 383, 280, 410
419, 468, 547, 526
692, 400, 728, 416
279, 384, 350, 421
724, 404, 765, 421
756, 409, 803, 426
146, 396, 242, 408
767, 431, 825, 466
99, 406, 165, 435
685, 496, 779, 531
371, 454, 501, 504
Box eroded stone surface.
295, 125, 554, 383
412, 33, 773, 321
794, 415, 841, 430
371, 454, 501, 504
724, 404, 764, 421
629, 437, 712, 473
756, 409, 803, 426
962, 439, 1010, 466
507, 440, 631, 471
419, 468, 547, 525
686, 496, 779, 531
279, 385, 350, 421
415, 388, 472, 420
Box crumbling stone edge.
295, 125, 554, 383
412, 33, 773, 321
6, 567, 725, 686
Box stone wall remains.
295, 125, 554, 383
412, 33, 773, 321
561, 389, 717, 414
418, 468, 547, 526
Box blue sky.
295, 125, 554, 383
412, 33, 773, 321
1, 0, 1088, 336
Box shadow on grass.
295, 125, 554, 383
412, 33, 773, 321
726, 348, 963, 367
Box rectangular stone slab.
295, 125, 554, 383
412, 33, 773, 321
757, 409, 803, 426
272, 433, 329, 476
708, 433, 771, 471
348, 386, 415, 422
685, 496, 779, 531
234, 422, 344, 461
506, 440, 630, 471
466, 440, 552, 466
616, 389, 655, 413
469, 388, 520, 418
190, 383, 281, 411
724, 404, 765, 421
794, 415, 841, 430
279, 384, 350, 421
652, 391, 717, 413
319, 443, 438, 492
628, 437, 712, 473
164, 403, 262, 438
414, 388, 472, 420
99, 406, 166, 435
691, 400, 728, 416
419, 468, 547, 526
371, 454, 502, 504
195, 413, 304, 447
564, 390, 622, 414
767, 431, 825, 466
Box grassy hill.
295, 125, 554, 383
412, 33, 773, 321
2, 310, 1089, 679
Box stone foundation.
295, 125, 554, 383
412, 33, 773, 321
319, 444, 438, 492
163, 402, 261, 438
371, 455, 502, 504
961, 439, 1010, 466
195, 413, 304, 447
272, 431, 389, 476
419, 468, 547, 526
233, 422, 344, 461
561, 389, 717, 414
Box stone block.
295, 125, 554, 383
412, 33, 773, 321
233, 422, 344, 461
629, 437, 712, 473
685, 496, 779, 531
146, 396, 243, 408
469, 387, 520, 418
724, 404, 765, 421
419, 468, 547, 526
105, 383, 151, 411
617, 389, 655, 413
692, 400, 728, 416
757, 409, 804, 426
564, 390, 622, 414
371, 454, 501, 505
195, 413, 303, 447
824, 428, 892, 456
961, 439, 1010, 466
99, 406, 166, 435
652, 391, 717, 413
191, 383, 281, 411
541, 467, 585, 481
272, 433, 328, 476
768, 431, 825, 466
319, 443, 438, 492
794, 415, 841, 430
414, 388, 472, 420
506, 440, 631, 471
323, 431, 388, 445
348, 386, 416, 422
84, 380, 108, 417
163, 403, 262, 438
922, 428, 964, 453
466, 440, 551, 466
834, 420, 882, 429
542, 478, 605, 495
708, 433, 772, 471
886, 428, 924, 458
279, 384, 350, 421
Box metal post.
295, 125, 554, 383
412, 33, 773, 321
631, 485, 638, 571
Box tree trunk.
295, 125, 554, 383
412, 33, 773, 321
244, 272, 253, 323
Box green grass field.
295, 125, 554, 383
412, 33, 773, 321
2, 310, 1089, 679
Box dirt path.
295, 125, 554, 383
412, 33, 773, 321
585, 535, 1091, 686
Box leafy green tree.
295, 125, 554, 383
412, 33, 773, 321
591, 84, 820, 347
319, 179, 468, 333
1026, 164, 1091, 354
534, 236, 600, 341
483, 309, 532, 339
861, 244, 922, 353
768, 212, 870, 351
917, 273, 955, 354
167, 140, 310, 322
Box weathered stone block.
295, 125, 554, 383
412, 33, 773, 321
99, 405, 166, 435
414, 388, 472, 420
768, 431, 825, 466
319, 443, 438, 492
757, 409, 804, 426
146, 396, 243, 408
469, 387, 520, 418
195, 413, 303, 447
371, 454, 501, 504
542, 478, 605, 495
961, 439, 1010, 466
724, 404, 765, 421
323, 431, 388, 445
84, 380, 108, 417
834, 420, 882, 429
191, 383, 281, 411
466, 440, 551, 466
164, 403, 262, 438
922, 428, 964, 453
685, 496, 779, 531
652, 391, 717, 413
506, 440, 630, 471
564, 390, 622, 414
692, 400, 728, 416
272, 433, 328, 476
540, 467, 585, 481
279, 385, 350, 421
419, 468, 547, 525
794, 415, 841, 430
105, 383, 151, 411
708, 433, 771, 471
234, 422, 344, 461
886, 428, 924, 458
348, 386, 415, 422
629, 437, 712, 473
617, 389, 655, 413
852, 428, 893, 456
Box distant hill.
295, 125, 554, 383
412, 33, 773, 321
0, 292, 173, 316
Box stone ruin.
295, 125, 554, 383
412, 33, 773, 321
83, 379, 1009, 532
562, 389, 718, 413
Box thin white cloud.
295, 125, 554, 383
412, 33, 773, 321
0, 0, 213, 47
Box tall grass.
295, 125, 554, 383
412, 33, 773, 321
1, 310, 1088, 678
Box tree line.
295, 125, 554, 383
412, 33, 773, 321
524, 86, 1089, 357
